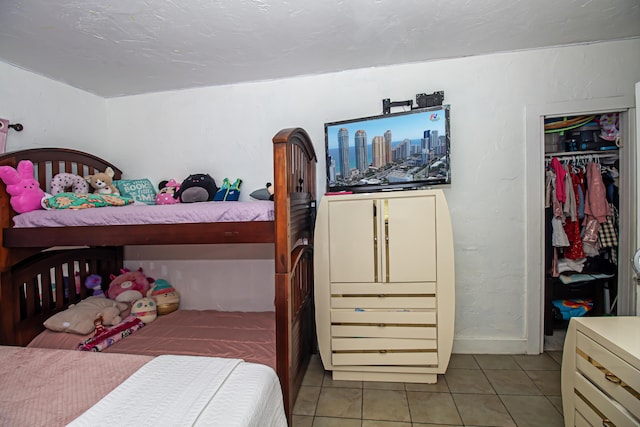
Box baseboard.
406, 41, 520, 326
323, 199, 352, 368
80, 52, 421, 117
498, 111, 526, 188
452, 337, 533, 355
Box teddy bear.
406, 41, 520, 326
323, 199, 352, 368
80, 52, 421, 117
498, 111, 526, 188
155, 179, 181, 205
0, 160, 46, 213
107, 268, 152, 302
131, 297, 157, 323
85, 167, 119, 195
175, 173, 218, 203
147, 278, 180, 315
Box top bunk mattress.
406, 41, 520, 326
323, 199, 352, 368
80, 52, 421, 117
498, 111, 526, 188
12, 200, 275, 228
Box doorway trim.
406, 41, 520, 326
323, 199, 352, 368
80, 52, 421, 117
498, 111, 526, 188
525, 95, 635, 354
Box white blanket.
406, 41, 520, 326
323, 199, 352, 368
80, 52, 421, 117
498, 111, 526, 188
68, 355, 286, 427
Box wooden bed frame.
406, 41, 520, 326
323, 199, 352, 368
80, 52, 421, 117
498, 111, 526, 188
0, 127, 317, 423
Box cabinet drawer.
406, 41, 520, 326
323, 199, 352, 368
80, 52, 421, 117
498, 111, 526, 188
331, 310, 437, 325
573, 372, 639, 427
332, 324, 437, 340
332, 351, 438, 366
576, 332, 640, 421
332, 337, 437, 351
331, 283, 436, 309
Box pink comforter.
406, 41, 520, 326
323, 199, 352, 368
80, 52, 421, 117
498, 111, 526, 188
12, 200, 274, 228
29, 310, 277, 370
0, 346, 152, 427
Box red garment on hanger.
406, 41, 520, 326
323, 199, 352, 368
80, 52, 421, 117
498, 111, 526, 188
564, 171, 585, 260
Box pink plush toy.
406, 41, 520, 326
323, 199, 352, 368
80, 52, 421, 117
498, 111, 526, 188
0, 160, 45, 213
155, 179, 181, 205
107, 268, 153, 303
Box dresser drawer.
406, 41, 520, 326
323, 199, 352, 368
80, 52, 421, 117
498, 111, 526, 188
332, 324, 437, 339
332, 350, 438, 366
573, 372, 638, 427
331, 283, 436, 309
331, 310, 437, 325
576, 332, 640, 421
332, 337, 437, 352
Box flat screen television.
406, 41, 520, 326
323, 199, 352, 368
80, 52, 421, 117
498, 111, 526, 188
324, 105, 450, 193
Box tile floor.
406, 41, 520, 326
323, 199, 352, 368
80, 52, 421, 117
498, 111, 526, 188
292, 351, 564, 427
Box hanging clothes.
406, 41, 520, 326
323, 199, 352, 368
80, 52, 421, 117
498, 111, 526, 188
550, 157, 566, 203
583, 161, 611, 224
563, 169, 585, 260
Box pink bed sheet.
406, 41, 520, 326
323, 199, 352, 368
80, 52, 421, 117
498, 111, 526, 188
12, 200, 275, 228
28, 309, 277, 370
0, 346, 152, 427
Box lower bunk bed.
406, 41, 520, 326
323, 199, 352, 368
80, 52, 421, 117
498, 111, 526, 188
0, 127, 318, 424
1, 345, 287, 426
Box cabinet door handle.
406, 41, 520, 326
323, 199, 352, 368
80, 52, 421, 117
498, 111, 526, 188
604, 372, 621, 384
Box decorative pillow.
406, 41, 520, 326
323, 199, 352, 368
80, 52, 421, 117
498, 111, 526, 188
114, 179, 157, 205
42, 192, 134, 210
43, 296, 128, 335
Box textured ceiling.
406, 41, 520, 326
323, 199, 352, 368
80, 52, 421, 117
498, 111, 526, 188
1, 0, 639, 98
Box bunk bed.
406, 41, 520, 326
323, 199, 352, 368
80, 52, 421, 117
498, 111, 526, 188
0, 127, 317, 423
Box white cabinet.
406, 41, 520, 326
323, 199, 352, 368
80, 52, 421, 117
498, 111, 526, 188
314, 189, 455, 383
561, 316, 640, 427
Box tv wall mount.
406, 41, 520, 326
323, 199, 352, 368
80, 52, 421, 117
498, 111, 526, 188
382, 91, 444, 115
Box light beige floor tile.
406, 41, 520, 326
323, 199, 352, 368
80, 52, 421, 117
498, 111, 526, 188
406, 391, 462, 425
363, 381, 405, 390
292, 415, 314, 427
362, 389, 410, 422
323, 372, 363, 388
411, 424, 463, 427
547, 395, 564, 414
547, 350, 563, 364
302, 358, 326, 386
474, 354, 521, 370
484, 369, 542, 395
362, 421, 411, 427
526, 369, 562, 396
443, 368, 495, 394
315, 387, 363, 419
512, 353, 561, 370
293, 385, 321, 416
500, 394, 564, 427
404, 375, 449, 393
312, 416, 362, 427
448, 353, 480, 369
452, 393, 516, 427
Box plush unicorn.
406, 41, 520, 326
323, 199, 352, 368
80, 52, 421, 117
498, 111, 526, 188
0, 160, 45, 213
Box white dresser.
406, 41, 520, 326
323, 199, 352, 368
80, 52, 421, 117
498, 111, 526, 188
561, 316, 640, 427
314, 189, 455, 383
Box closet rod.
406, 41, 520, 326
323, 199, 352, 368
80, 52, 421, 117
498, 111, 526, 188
544, 150, 618, 160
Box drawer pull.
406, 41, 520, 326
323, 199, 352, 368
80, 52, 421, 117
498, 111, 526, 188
378, 294, 386, 298
604, 372, 621, 384
602, 419, 614, 427
379, 350, 387, 354
378, 324, 386, 328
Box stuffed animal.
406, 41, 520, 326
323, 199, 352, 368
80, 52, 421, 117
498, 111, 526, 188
95, 306, 122, 326
50, 172, 89, 195
0, 160, 46, 213
147, 278, 180, 315
155, 179, 181, 205
176, 173, 218, 203
597, 113, 620, 142
85, 274, 105, 297
249, 182, 274, 201
85, 167, 119, 195
131, 297, 157, 323
214, 178, 242, 201
107, 268, 152, 302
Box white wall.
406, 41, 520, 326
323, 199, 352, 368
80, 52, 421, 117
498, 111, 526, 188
2, 39, 639, 353
0, 62, 107, 154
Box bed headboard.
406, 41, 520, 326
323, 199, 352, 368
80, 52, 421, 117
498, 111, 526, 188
0, 148, 122, 269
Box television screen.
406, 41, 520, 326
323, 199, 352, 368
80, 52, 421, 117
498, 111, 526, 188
324, 105, 451, 193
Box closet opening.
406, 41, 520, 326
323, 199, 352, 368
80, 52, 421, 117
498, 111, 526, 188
542, 111, 627, 351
